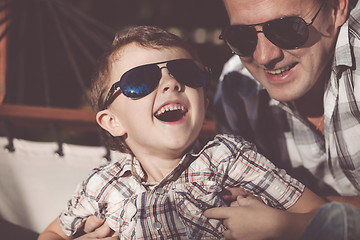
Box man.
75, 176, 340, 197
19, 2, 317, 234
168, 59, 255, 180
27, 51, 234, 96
214, 0, 360, 201
204, 0, 360, 239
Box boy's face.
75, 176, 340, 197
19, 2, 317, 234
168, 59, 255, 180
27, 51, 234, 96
98, 43, 208, 159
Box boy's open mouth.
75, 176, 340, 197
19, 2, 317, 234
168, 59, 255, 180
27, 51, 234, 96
155, 103, 188, 122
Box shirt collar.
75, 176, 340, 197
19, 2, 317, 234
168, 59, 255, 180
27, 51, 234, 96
332, 19, 352, 70
115, 139, 212, 183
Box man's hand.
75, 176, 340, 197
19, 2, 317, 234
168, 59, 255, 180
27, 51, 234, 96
74, 216, 118, 240
326, 196, 360, 208
205, 197, 281, 240
219, 187, 264, 205
205, 196, 311, 240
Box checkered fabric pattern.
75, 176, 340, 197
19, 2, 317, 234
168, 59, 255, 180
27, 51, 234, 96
59, 134, 304, 239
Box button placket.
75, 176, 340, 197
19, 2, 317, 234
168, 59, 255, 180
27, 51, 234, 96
154, 221, 162, 230
156, 187, 164, 194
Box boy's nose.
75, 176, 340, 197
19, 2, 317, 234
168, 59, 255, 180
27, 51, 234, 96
159, 68, 182, 93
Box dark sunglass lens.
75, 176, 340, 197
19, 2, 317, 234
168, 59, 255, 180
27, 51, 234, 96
120, 64, 161, 98
167, 59, 208, 87
222, 26, 258, 56
264, 17, 309, 49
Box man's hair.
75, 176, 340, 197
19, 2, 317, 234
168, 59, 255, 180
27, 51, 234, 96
90, 25, 201, 153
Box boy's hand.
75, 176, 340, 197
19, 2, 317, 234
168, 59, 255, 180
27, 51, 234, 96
74, 216, 118, 240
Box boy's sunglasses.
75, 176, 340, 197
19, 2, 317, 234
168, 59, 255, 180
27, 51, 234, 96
219, 0, 325, 57
103, 59, 210, 108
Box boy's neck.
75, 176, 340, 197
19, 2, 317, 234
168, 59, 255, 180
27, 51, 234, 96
131, 140, 199, 183
137, 154, 183, 183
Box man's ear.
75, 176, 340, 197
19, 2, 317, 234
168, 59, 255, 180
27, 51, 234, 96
96, 110, 126, 137
333, 0, 349, 28
205, 98, 210, 111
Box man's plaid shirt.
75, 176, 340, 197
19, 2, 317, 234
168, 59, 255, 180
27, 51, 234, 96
214, 0, 360, 195
59, 134, 304, 239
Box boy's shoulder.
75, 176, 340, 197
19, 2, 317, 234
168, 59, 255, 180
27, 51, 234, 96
189, 134, 258, 172
207, 134, 256, 152
83, 152, 133, 189
194, 134, 257, 164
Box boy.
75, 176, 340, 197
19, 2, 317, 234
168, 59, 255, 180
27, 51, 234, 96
38, 25, 325, 240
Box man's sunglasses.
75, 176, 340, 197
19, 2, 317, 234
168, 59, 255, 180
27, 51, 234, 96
103, 59, 210, 108
219, 0, 325, 57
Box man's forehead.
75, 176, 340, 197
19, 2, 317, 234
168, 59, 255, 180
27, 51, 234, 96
223, 0, 312, 24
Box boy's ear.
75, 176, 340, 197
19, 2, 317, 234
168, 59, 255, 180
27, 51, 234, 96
96, 110, 126, 137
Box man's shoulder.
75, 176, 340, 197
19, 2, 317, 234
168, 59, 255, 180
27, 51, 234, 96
349, 0, 360, 37
219, 55, 254, 81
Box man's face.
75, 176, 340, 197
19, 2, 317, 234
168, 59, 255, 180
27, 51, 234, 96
223, 0, 344, 102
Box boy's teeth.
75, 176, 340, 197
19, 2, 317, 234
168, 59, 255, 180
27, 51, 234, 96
156, 104, 185, 116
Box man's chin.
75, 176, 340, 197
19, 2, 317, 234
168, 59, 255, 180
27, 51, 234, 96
268, 90, 300, 102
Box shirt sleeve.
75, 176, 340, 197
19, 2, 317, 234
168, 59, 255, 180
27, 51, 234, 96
58, 174, 101, 236
223, 136, 305, 210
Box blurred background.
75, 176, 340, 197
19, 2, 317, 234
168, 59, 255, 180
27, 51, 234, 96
0, 0, 233, 146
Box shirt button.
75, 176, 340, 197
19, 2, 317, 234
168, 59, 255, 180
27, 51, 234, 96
154, 221, 162, 230
156, 188, 164, 194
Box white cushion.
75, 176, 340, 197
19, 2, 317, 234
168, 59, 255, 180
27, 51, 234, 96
0, 136, 116, 233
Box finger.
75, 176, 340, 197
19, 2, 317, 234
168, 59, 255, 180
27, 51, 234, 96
236, 196, 253, 206
232, 191, 249, 204
223, 229, 235, 240
236, 196, 264, 206
74, 223, 113, 240
104, 236, 119, 240
83, 216, 105, 233
220, 188, 249, 202
93, 223, 113, 237
219, 189, 238, 202
204, 207, 232, 219
228, 187, 249, 197
230, 200, 240, 207
103, 232, 119, 240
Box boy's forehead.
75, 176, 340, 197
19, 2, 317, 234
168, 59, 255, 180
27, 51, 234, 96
109, 44, 193, 80
117, 43, 192, 59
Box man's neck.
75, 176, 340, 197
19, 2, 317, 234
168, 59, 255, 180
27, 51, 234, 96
293, 67, 330, 119
291, 69, 330, 135
294, 88, 324, 119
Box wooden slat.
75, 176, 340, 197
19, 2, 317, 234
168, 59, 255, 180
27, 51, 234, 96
0, 2, 11, 104
0, 104, 97, 130
0, 104, 216, 139
0, 104, 95, 122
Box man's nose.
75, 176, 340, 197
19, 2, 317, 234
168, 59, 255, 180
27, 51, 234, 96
252, 31, 283, 66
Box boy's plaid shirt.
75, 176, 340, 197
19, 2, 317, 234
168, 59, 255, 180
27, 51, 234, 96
59, 134, 304, 239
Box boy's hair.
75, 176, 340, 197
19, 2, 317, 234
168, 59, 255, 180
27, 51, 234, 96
90, 25, 202, 153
